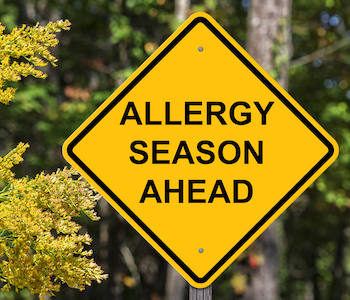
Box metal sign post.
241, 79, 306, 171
189, 285, 212, 300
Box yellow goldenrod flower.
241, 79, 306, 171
0, 20, 107, 299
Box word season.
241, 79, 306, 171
130, 140, 263, 165
120, 101, 274, 125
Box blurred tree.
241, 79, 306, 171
234, 1, 292, 300
164, 1, 190, 299
283, 0, 350, 299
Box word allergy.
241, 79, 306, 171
120, 101, 274, 204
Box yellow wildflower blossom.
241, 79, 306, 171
0, 142, 29, 182
0, 20, 71, 104
0, 20, 107, 299
0, 158, 107, 299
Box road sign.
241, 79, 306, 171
62, 12, 338, 288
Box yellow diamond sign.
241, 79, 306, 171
63, 13, 338, 288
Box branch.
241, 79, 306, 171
120, 243, 141, 286
289, 38, 350, 68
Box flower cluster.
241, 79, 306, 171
0, 20, 107, 299
0, 142, 29, 182
0, 19, 71, 104
0, 145, 107, 299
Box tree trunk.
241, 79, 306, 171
246, 0, 292, 89
241, 222, 281, 300
175, 0, 190, 23
164, 2, 191, 299
242, 1, 292, 299
328, 209, 349, 300
165, 265, 187, 300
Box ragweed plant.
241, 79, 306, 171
0, 19, 71, 104
0, 21, 107, 299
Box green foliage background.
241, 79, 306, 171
1, 0, 350, 299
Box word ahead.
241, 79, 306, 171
140, 179, 253, 204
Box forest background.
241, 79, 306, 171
0, 0, 349, 299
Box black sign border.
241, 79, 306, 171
66, 16, 335, 284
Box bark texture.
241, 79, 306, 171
165, 266, 187, 300
246, 0, 292, 90
241, 222, 280, 300
175, 0, 190, 22
242, 1, 292, 299
164, 1, 190, 299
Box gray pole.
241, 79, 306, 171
189, 285, 212, 300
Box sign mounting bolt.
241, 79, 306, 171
199, 248, 204, 253
198, 46, 204, 52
